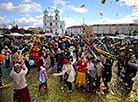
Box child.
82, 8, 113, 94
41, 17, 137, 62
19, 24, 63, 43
38, 66, 48, 92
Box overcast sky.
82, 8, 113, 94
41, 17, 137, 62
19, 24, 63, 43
0, 0, 138, 29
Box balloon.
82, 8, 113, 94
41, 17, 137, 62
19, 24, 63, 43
0, 54, 6, 62
29, 60, 34, 66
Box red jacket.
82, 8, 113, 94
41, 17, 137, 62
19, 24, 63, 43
76, 59, 88, 73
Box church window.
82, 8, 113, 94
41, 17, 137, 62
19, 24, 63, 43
56, 14, 58, 16
50, 22, 52, 26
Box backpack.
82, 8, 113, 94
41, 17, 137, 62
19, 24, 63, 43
88, 65, 97, 78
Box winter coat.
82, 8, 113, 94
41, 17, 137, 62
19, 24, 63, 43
96, 62, 104, 77
103, 62, 112, 82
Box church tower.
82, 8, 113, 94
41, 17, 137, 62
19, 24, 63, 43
43, 9, 48, 32
54, 8, 60, 34
43, 8, 65, 35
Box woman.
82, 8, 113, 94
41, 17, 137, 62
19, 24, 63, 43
10, 62, 30, 102
95, 59, 104, 91
75, 56, 88, 90
53, 58, 76, 92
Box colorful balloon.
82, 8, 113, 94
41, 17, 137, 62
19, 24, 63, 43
0, 54, 6, 62
29, 60, 34, 66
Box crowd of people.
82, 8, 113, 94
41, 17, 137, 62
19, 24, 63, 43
0, 34, 138, 102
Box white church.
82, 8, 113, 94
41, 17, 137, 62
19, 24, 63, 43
43, 9, 65, 35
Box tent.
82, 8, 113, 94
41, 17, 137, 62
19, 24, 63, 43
8, 33, 24, 37
0, 34, 4, 37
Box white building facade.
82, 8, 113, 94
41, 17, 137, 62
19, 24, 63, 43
66, 23, 138, 36
43, 9, 65, 35
91, 23, 138, 35
66, 25, 85, 35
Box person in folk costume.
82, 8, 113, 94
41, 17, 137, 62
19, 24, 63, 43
10, 61, 30, 102
38, 66, 48, 92
95, 59, 104, 91
102, 57, 113, 92
53, 58, 76, 93
75, 54, 88, 91
1, 46, 12, 68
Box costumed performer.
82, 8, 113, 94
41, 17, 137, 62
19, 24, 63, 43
75, 55, 88, 91
10, 61, 30, 102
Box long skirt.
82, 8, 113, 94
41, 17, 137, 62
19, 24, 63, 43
13, 87, 30, 102
76, 72, 86, 87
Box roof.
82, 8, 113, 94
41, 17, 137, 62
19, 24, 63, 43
67, 25, 82, 29
92, 23, 138, 26
55, 9, 59, 13
44, 9, 48, 13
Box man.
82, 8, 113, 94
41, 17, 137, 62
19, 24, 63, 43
123, 57, 138, 92
10, 62, 30, 102
103, 58, 113, 92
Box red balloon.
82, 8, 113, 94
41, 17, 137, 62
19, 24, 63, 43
0, 54, 6, 62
